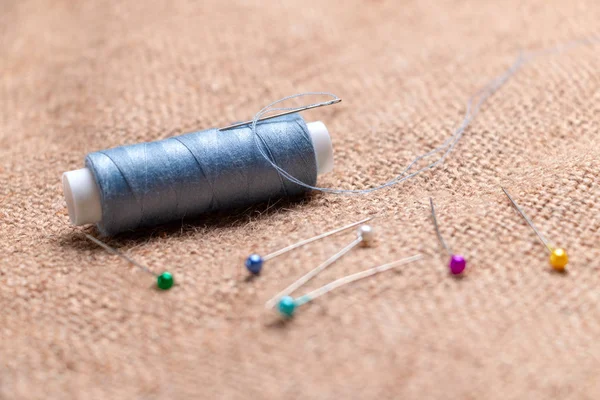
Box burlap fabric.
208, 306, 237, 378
2, 1, 600, 398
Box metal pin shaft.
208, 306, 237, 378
294, 254, 423, 307
262, 216, 373, 262
501, 187, 552, 252
265, 236, 363, 309
430, 198, 452, 256
84, 234, 157, 277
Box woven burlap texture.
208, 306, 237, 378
2, 1, 600, 399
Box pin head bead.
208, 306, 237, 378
449, 254, 466, 275
549, 248, 568, 271
157, 271, 174, 290
245, 254, 264, 275
358, 225, 375, 247
277, 296, 296, 317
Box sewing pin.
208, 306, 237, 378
264, 223, 376, 308
84, 234, 174, 290
502, 187, 568, 271
245, 217, 374, 275
430, 198, 467, 275
275, 254, 423, 317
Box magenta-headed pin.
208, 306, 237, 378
449, 254, 466, 275
431, 198, 467, 276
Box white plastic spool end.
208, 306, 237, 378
62, 168, 102, 226
307, 121, 334, 175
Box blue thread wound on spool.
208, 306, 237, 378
83, 114, 317, 235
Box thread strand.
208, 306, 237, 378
250, 35, 599, 194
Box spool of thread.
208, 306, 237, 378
62, 114, 334, 235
